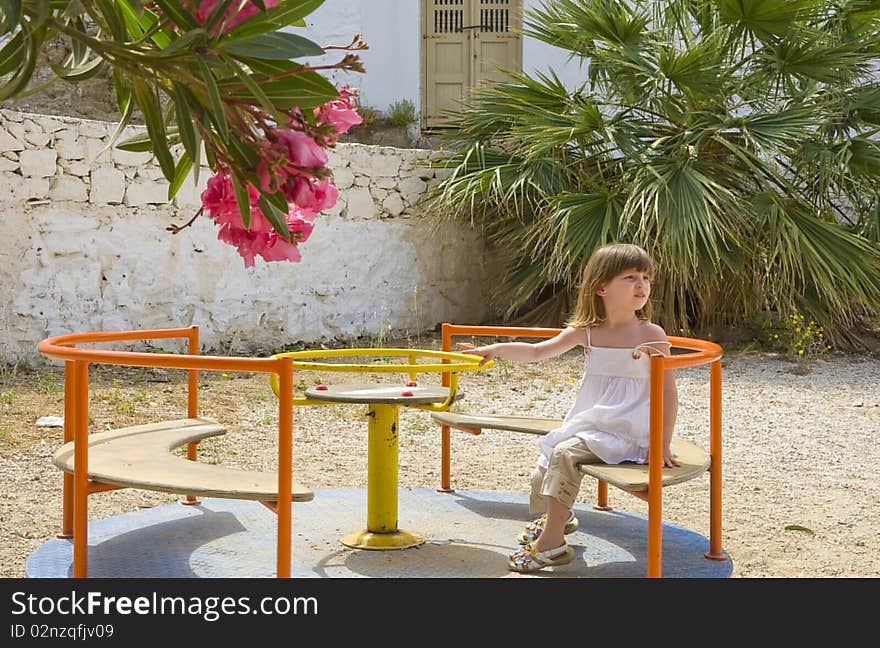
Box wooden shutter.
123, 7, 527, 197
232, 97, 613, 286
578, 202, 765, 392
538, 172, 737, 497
423, 0, 469, 128
472, 0, 521, 89
422, 0, 522, 129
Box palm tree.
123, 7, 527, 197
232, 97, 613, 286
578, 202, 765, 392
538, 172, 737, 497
427, 0, 880, 346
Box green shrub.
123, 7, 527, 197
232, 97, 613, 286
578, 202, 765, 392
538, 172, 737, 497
763, 313, 831, 370
389, 99, 417, 127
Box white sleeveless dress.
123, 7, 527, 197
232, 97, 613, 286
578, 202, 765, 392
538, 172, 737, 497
536, 330, 670, 469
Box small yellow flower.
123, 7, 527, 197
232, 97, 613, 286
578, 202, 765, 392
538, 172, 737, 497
795, 327, 800, 333
798, 350, 804, 355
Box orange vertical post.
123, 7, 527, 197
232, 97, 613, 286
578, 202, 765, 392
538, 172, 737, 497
594, 480, 612, 511
438, 323, 454, 492
647, 354, 664, 578
72, 360, 90, 578
182, 326, 200, 505
58, 361, 74, 538
705, 359, 726, 561
276, 356, 294, 578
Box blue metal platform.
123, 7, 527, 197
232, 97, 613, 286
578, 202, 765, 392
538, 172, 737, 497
26, 488, 732, 578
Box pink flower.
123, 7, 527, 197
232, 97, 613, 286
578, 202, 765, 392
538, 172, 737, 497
201, 173, 271, 233
275, 129, 328, 169
316, 85, 363, 136
288, 176, 339, 212
194, 0, 279, 36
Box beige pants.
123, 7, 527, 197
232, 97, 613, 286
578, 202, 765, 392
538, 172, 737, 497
529, 437, 602, 513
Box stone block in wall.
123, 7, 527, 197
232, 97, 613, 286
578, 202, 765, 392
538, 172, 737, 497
381, 193, 405, 217
0, 157, 18, 172
1, 172, 49, 201
371, 153, 401, 177
0, 126, 25, 151
2, 121, 25, 143
18, 149, 57, 177
54, 131, 86, 160
64, 161, 91, 177
112, 147, 153, 167
50, 175, 89, 202
79, 121, 109, 138
410, 166, 436, 181
345, 186, 375, 219
376, 176, 396, 189
332, 167, 354, 190
125, 180, 170, 206
24, 131, 51, 147
89, 167, 126, 204
398, 176, 427, 205
84, 138, 112, 164
35, 116, 67, 133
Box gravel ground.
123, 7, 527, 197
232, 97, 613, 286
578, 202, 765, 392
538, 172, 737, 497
1, 343, 878, 578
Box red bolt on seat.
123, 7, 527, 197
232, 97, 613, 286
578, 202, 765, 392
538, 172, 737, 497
315, 384, 328, 391
401, 391, 414, 397
406, 381, 417, 386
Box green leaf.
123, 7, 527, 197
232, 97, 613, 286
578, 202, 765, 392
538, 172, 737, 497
783, 524, 815, 535
0, 29, 25, 77
258, 193, 291, 240
222, 64, 338, 109
93, 0, 127, 41
112, 69, 132, 115
231, 172, 252, 229
222, 54, 283, 120
116, 131, 153, 153
152, 0, 199, 30
156, 27, 210, 58
131, 79, 175, 181
168, 152, 193, 200
117, 0, 146, 37
224, 0, 325, 40
49, 55, 104, 82
0, 0, 23, 37
101, 93, 134, 158
0, 23, 38, 101
223, 31, 324, 59
172, 83, 200, 168
197, 58, 228, 141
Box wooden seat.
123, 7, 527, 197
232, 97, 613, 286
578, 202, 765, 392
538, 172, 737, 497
52, 418, 313, 502
430, 411, 710, 492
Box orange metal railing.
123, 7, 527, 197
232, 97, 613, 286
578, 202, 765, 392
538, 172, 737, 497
37, 326, 297, 579
439, 323, 726, 578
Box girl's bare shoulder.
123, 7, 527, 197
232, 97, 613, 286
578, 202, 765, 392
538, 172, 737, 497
639, 321, 669, 343
560, 325, 589, 346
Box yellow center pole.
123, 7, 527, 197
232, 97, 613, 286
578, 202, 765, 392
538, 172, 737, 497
367, 404, 398, 532
341, 403, 424, 550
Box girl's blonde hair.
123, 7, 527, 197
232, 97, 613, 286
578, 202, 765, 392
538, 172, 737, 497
566, 243, 655, 328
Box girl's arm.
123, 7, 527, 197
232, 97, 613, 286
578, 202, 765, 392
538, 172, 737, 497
456, 326, 584, 367
638, 327, 680, 469
662, 367, 680, 468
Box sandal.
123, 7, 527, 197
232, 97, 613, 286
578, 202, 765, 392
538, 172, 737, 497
508, 543, 574, 573
517, 511, 578, 545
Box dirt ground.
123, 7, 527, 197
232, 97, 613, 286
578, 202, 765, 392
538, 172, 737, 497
1, 337, 878, 579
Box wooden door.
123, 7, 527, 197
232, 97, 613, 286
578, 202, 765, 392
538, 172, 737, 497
422, 0, 521, 129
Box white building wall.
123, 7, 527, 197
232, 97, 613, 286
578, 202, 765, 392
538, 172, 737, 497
299, 0, 585, 114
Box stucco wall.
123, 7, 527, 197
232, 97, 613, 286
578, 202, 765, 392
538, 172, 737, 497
299, 0, 586, 113
0, 108, 499, 363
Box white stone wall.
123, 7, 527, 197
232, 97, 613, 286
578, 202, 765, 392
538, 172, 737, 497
0, 108, 499, 363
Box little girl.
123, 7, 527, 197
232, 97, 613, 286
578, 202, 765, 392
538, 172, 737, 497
458, 243, 679, 572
